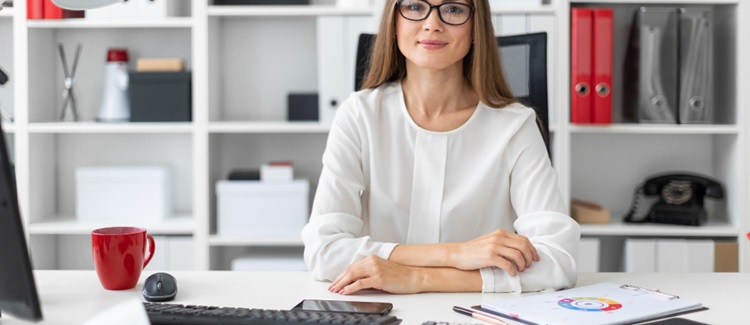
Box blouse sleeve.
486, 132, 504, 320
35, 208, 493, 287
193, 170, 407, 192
479, 110, 581, 293
301, 95, 398, 281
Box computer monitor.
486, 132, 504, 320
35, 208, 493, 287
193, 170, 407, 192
0, 121, 43, 321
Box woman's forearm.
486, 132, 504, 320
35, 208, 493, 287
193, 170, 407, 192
415, 266, 482, 292
389, 243, 459, 267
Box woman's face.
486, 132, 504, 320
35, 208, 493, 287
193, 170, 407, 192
395, 0, 474, 72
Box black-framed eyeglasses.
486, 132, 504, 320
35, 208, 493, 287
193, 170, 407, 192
397, 0, 474, 26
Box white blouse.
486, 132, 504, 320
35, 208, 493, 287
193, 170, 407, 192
302, 82, 580, 293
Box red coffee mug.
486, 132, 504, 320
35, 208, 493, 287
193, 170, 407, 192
92, 226, 155, 290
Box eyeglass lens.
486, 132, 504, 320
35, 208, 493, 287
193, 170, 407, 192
398, 0, 473, 26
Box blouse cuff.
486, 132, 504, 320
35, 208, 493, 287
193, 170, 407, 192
480, 267, 495, 293
378, 242, 399, 260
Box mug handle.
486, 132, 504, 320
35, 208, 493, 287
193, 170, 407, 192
143, 235, 155, 269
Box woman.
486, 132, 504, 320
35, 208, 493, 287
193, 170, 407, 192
302, 0, 580, 294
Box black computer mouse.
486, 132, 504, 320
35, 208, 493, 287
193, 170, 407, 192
142, 272, 178, 302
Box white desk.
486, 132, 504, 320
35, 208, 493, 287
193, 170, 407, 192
1, 271, 747, 324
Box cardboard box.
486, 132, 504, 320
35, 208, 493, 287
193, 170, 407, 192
714, 241, 738, 272
76, 166, 171, 221
216, 180, 309, 235
571, 199, 610, 224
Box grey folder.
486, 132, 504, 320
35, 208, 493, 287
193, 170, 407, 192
679, 8, 713, 124
624, 7, 712, 124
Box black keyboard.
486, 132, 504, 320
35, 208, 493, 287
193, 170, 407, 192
144, 302, 403, 325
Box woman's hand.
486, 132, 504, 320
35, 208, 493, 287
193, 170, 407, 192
328, 255, 423, 295
450, 229, 540, 276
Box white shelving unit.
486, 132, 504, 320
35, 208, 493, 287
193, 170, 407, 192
1, 0, 747, 272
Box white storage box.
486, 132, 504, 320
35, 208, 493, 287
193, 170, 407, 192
217, 180, 309, 236
76, 166, 171, 222
86, 0, 188, 19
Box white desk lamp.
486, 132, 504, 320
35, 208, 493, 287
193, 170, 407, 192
52, 0, 123, 10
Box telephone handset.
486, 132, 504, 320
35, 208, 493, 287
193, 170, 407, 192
624, 172, 724, 226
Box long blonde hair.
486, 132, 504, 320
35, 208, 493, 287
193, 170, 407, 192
361, 0, 517, 108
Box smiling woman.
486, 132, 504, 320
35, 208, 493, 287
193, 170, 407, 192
302, 0, 580, 295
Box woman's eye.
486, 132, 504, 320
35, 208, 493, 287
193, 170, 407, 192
407, 4, 424, 11
444, 5, 464, 14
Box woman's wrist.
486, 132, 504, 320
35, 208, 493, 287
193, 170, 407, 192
443, 242, 461, 268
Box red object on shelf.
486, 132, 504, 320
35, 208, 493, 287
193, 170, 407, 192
27, 0, 44, 19
571, 8, 593, 124
106, 49, 129, 63
592, 8, 613, 124
43, 0, 84, 19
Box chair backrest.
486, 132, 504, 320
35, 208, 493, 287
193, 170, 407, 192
355, 32, 550, 154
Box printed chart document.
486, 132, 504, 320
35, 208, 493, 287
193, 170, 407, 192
480, 282, 703, 325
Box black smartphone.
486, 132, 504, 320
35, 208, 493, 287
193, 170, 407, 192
292, 299, 393, 315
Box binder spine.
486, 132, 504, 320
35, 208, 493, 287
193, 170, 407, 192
678, 8, 713, 124
592, 9, 613, 124
571, 8, 593, 124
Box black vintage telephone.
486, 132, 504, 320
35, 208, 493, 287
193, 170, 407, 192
624, 173, 724, 226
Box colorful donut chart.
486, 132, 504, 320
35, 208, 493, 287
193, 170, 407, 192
558, 297, 622, 312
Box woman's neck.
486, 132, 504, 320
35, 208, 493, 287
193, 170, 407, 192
401, 64, 479, 131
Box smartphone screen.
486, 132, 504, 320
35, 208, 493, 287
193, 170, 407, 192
292, 299, 393, 315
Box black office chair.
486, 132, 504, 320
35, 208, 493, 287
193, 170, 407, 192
355, 32, 550, 154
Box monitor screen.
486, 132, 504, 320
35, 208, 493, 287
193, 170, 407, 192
0, 121, 43, 321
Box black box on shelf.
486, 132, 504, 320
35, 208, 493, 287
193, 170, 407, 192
214, 0, 309, 5
287, 93, 319, 121
129, 72, 192, 122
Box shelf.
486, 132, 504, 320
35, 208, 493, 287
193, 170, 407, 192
569, 124, 739, 135
209, 234, 303, 247
208, 5, 372, 16
28, 215, 194, 235
26, 17, 194, 29
28, 122, 193, 134
580, 219, 739, 237
570, 0, 739, 4
0, 7, 13, 17
208, 121, 329, 134
208, 4, 556, 16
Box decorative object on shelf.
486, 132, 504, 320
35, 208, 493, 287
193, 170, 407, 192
43, 0, 84, 19
76, 166, 172, 222
214, 0, 309, 5
51, 0, 121, 10
216, 179, 309, 236
84, 0, 188, 20
624, 7, 713, 124
623, 172, 724, 226
571, 199, 610, 224
97, 48, 130, 122
129, 71, 192, 122
57, 43, 82, 121
288, 93, 319, 121
0, 65, 11, 123
227, 169, 261, 181
261, 161, 294, 181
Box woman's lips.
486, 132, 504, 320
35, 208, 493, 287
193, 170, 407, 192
418, 40, 448, 50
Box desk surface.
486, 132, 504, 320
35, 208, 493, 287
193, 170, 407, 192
1, 271, 747, 324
